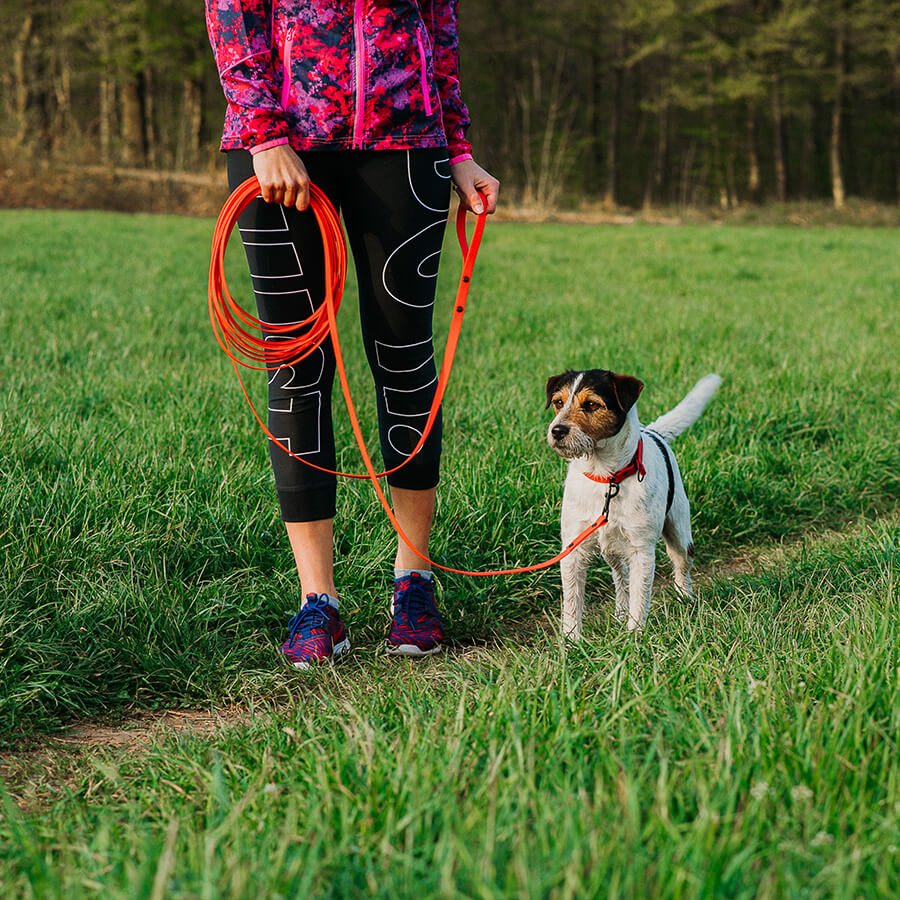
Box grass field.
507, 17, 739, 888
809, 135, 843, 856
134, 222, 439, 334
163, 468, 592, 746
1, 208, 898, 896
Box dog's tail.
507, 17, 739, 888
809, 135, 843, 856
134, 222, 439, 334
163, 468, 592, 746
645, 374, 722, 443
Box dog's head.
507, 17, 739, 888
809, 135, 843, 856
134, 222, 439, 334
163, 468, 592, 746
545, 369, 644, 458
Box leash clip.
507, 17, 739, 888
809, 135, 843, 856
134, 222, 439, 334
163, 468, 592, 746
602, 481, 619, 519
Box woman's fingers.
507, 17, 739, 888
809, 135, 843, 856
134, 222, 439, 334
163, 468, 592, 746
252, 144, 309, 209
450, 158, 500, 215
457, 182, 483, 214
452, 176, 482, 214
476, 175, 500, 214
296, 179, 309, 211
283, 172, 309, 210
454, 171, 483, 213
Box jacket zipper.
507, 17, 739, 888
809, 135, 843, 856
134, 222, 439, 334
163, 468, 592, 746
280, 25, 295, 111
352, 0, 366, 148
415, 30, 433, 117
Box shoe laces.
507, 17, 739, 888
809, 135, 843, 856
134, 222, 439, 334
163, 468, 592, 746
395, 578, 437, 626
285, 595, 331, 645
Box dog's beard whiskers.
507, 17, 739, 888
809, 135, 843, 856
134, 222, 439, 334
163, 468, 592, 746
548, 430, 595, 459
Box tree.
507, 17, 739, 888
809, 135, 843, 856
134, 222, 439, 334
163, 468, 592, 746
2, 0, 899, 207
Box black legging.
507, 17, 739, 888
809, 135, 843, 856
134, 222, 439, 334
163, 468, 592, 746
227, 148, 451, 522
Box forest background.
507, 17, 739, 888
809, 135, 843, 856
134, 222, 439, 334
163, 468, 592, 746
2, 0, 900, 215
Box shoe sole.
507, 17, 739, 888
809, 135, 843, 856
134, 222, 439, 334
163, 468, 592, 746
291, 637, 350, 670
385, 642, 442, 658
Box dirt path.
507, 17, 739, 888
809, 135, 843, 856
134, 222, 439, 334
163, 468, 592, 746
51, 706, 255, 748
0, 706, 258, 809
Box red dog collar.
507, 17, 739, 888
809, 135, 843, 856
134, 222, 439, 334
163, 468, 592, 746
583, 438, 646, 485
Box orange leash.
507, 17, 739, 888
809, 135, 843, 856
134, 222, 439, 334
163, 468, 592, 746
209, 176, 609, 575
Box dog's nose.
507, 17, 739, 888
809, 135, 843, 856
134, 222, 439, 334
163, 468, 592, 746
551, 424, 570, 441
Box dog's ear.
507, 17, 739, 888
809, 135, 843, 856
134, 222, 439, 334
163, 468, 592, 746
609, 372, 644, 413
545, 372, 572, 408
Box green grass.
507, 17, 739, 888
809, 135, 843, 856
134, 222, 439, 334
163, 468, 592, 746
1, 210, 899, 896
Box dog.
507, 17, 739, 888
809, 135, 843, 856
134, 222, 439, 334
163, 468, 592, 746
545, 369, 721, 637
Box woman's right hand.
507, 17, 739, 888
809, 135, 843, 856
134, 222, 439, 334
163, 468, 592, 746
252, 144, 309, 209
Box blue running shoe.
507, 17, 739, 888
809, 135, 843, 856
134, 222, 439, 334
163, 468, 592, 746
386, 573, 443, 657
281, 594, 349, 669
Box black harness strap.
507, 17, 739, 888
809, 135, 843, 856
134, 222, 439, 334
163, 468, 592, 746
643, 430, 675, 515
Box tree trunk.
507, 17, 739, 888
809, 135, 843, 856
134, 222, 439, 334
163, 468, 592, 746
709, 115, 729, 209
99, 74, 115, 164
120, 77, 144, 165
772, 73, 787, 202
830, 13, 846, 209
177, 78, 203, 169
143, 67, 156, 168
585, 38, 597, 197
13, 13, 34, 148
893, 51, 900, 206
517, 84, 533, 205
680, 140, 697, 208
746, 101, 761, 203
51, 43, 73, 155
643, 104, 668, 209
602, 65, 622, 209
517, 53, 536, 205
536, 49, 569, 208
725, 138, 738, 208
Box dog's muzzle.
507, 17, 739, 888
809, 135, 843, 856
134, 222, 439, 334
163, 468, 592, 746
547, 422, 594, 459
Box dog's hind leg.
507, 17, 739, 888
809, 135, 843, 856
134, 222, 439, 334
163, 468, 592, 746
663, 512, 695, 601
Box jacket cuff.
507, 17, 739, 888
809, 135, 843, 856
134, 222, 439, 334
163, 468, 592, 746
448, 152, 473, 165
250, 137, 291, 155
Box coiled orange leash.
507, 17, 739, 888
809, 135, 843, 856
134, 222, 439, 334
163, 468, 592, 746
209, 177, 610, 575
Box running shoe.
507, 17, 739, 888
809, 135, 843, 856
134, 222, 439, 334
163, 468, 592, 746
281, 594, 349, 669
386, 573, 443, 657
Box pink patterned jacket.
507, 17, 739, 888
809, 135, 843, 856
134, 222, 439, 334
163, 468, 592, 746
205, 0, 472, 161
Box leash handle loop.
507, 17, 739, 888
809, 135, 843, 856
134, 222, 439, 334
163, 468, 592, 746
455, 190, 487, 259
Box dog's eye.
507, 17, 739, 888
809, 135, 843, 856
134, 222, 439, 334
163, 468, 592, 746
582, 401, 601, 412
552, 398, 565, 410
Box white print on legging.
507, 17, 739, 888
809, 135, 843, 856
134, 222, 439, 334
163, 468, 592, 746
384, 377, 439, 457
406, 150, 451, 214
262, 328, 325, 457
376, 153, 450, 454
241, 204, 324, 457
380, 151, 450, 310
374, 336, 435, 374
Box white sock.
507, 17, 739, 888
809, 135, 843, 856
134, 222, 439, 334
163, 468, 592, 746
394, 568, 433, 582
303, 592, 338, 610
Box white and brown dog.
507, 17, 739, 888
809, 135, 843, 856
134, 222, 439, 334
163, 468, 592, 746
545, 369, 721, 637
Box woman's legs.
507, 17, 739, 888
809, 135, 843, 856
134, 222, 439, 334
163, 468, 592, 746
227, 148, 450, 617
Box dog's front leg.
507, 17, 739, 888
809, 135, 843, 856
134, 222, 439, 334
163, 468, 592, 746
560, 546, 588, 641
606, 554, 630, 623
625, 548, 656, 631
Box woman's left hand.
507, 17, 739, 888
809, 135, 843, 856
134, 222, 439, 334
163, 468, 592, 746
450, 158, 500, 215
